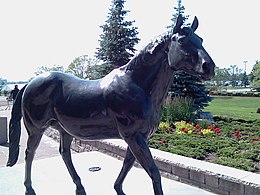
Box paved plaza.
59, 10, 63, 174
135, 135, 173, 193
0, 151, 214, 195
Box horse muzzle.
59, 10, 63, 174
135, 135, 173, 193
198, 61, 215, 81
196, 49, 215, 81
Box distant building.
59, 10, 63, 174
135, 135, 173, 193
0, 79, 7, 85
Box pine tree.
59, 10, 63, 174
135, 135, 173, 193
96, 0, 139, 69
251, 60, 260, 89
170, 72, 212, 111
168, 0, 189, 28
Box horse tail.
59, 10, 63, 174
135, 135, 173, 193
6, 85, 27, 167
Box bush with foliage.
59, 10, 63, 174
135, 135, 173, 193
161, 95, 195, 123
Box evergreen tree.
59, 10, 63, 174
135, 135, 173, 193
170, 72, 212, 111
96, 0, 139, 70
251, 60, 260, 89
168, 0, 189, 28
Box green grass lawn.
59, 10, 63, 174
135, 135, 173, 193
203, 96, 260, 120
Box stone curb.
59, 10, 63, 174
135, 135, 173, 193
44, 128, 260, 195
70, 139, 260, 195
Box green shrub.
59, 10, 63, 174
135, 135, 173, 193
216, 147, 238, 157
235, 150, 260, 162
210, 91, 260, 97
161, 96, 195, 123
211, 157, 256, 172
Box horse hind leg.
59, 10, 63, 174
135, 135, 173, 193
24, 129, 44, 195
58, 128, 86, 195
114, 147, 136, 195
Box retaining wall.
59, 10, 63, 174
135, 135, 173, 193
44, 128, 260, 195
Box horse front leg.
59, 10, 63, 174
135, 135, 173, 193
59, 130, 86, 195
125, 133, 163, 195
114, 147, 136, 195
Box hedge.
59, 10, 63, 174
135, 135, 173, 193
209, 91, 260, 97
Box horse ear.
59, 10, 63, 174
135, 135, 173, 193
173, 14, 183, 34
191, 16, 199, 32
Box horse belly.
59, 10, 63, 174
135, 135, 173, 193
57, 114, 120, 140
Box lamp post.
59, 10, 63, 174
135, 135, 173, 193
243, 60, 248, 74
243, 60, 248, 88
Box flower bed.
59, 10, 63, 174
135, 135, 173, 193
149, 118, 260, 173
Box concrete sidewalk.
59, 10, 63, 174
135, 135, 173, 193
0, 152, 214, 195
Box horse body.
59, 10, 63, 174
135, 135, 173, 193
22, 62, 161, 140
7, 15, 215, 195
22, 72, 119, 140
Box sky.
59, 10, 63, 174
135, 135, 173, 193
0, 0, 259, 81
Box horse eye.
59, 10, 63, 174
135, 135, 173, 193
171, 36, 177, 41
178, 38, 185, 45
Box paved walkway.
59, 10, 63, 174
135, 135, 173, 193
0, 105, 214, 195
0, 152, 214, 195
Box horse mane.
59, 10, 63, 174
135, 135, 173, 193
125, 31, 172, 71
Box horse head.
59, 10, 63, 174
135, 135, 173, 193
167, 15, 215, 80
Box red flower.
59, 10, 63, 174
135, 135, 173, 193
161, 139, 166, 143
168, 131, 173, 134
250, 138, 259, 142
214, 128, 220, 134
193, 132, 197, 135
233, 130, 240, 137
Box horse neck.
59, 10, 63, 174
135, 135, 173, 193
149, 60, 175, 113
127, 58, 164, 91
126, 34, 174, 112
126, 34, 172, 92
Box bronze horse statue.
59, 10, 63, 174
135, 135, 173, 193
7, 15, 215, 195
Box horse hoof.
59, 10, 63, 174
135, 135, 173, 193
76, 188, 87, 195
115, 189, 126, 195
117, 192, 126, 195
25, 189, 36, 195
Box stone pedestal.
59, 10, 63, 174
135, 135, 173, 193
0, 117, 8, 144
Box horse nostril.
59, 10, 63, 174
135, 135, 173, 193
202, 62, 210, 74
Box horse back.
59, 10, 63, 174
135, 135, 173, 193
22, 72, 107, 125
